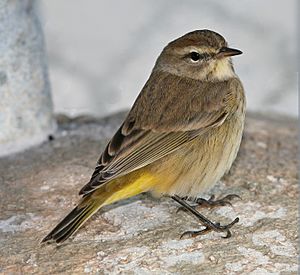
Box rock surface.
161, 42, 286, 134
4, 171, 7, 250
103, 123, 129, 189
0, 0, 55, 157
0, 112, 298, 274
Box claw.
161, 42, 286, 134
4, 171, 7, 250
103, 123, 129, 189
223, 194, 242, 201
222, 230, 231, 239
180, 227, 210, 239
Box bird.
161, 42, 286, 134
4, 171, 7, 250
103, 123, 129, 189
42, 29, 245, 244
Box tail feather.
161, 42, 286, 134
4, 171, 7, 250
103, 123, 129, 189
42, 172, 155, 244
53, 204, 95, 243
42, 200, 99, 244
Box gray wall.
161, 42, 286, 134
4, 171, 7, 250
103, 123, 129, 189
40, 0, 297, 117
0, 0, 55, 156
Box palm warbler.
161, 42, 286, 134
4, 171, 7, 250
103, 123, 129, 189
42, 29, 245, 244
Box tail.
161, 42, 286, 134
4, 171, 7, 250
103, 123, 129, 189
41, 171, 156, 244
41, 196, 103, 244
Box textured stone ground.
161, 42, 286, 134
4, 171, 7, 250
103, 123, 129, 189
0, 112, 298, 274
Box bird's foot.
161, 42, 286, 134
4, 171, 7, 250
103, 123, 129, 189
177, 194, 241, 213
180, 217, 239, 239
195, 194, 241, 208
172, 195, 239, 239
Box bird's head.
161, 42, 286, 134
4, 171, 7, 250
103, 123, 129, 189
155, 29, 242, 81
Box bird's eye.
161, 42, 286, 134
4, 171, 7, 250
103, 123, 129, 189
189, 51, 201, 62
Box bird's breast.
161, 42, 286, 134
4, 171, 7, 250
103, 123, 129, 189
150, 110, 245, 198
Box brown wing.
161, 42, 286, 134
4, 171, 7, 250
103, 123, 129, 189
79, 72, 241, 195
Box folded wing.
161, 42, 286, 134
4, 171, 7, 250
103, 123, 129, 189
79, 72, 238, 195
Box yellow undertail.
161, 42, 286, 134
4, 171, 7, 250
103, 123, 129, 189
42, 172, 157, 244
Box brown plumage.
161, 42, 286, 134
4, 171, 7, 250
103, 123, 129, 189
42, 29, 245, 244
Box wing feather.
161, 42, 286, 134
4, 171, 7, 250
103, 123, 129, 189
79, 72, 239, 195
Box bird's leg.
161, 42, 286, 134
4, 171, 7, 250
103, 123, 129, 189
177, 194, 241, 213
172, 195, 239, 239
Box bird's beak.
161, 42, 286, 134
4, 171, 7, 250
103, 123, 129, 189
217, 47, 243, 58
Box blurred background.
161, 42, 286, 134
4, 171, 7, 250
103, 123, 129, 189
39, 0, 297, 118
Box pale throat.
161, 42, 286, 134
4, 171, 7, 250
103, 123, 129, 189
208, 58, 236, 81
